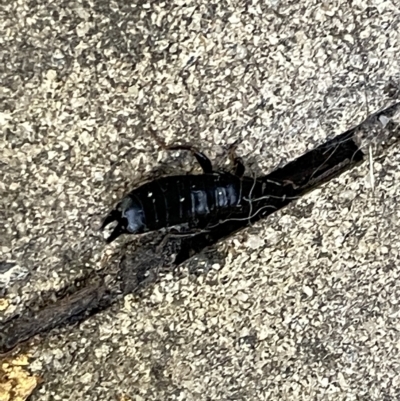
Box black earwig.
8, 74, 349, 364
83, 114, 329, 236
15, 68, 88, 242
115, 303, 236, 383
101, 146, 268, 243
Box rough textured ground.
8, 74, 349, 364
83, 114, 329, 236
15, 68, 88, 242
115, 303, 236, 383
1, 0, 400, 400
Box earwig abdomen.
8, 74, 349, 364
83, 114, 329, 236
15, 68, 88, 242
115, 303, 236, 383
125, 174, 246, 231
101, 147, 265, 243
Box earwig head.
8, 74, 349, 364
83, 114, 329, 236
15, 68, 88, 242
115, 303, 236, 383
100, 197, 146, 243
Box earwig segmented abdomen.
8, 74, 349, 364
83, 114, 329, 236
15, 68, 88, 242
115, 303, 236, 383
101, 146, 266, 243
126, 173, 246, 232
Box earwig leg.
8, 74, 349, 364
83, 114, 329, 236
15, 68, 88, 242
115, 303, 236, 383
147, 127, 213, 173
147, 126, 214, 173
233, 157, 245, 177
164, 145, 213, 174
228, 143, 245, 177
192, 150, 213, 174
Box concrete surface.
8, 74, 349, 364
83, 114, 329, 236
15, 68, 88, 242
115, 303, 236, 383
1, 0, 400, 399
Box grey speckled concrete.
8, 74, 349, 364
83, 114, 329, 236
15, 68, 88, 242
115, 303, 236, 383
1, 0, 400, 400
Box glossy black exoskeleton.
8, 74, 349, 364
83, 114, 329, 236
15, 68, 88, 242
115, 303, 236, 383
101, 146, 267, 243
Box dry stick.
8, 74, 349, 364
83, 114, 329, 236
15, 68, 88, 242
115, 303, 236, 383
1, 103, 399, 355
